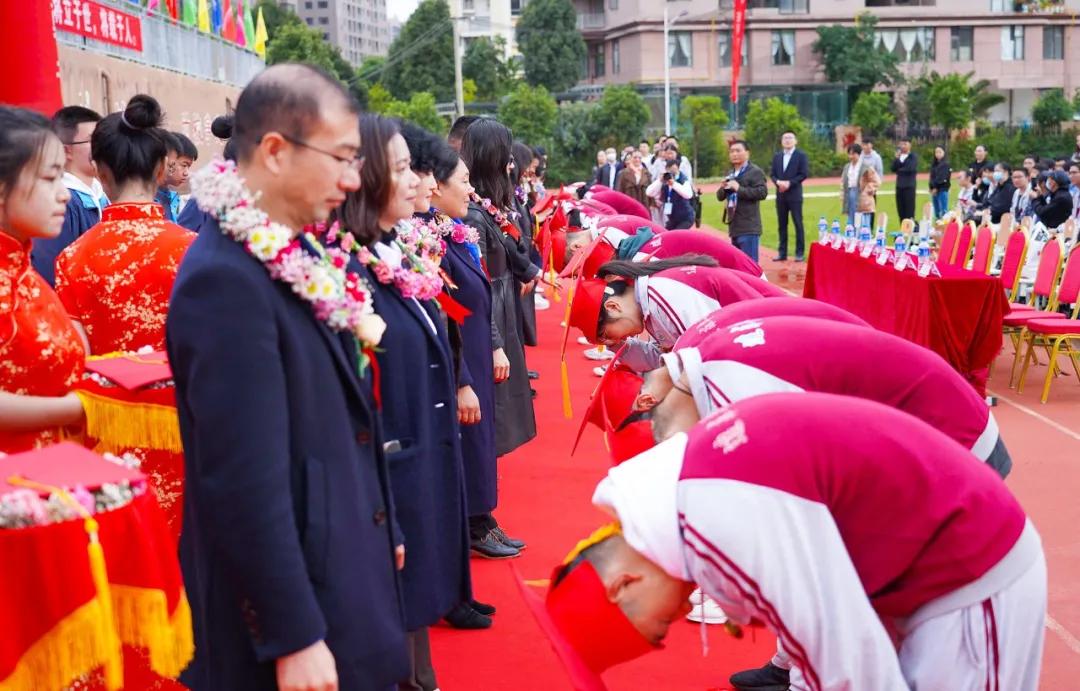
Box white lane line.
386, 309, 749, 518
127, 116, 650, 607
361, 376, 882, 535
988, 389, 1080, 443
1047, 615, 1080, 656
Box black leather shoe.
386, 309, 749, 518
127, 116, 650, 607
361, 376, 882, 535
491, 526, 526, 550
772, 255, 787, 262
729, 661, 790, 691
794, 254, 805, 262
444, 602, 492, 629
471, 598, 496, 616
470, 531, 520, 559
531, 388, 537, 398
527, 370, 539, 380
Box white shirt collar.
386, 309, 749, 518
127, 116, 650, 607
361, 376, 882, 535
62, 172, 107, 207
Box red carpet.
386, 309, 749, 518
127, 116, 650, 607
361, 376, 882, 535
429, 291, 777, 690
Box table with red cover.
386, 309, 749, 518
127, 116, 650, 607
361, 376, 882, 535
803, 243, 1009, 395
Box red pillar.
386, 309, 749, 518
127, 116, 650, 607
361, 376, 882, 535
0, 1, 63, 114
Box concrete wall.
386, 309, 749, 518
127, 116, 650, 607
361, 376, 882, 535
58, 44, 243, 162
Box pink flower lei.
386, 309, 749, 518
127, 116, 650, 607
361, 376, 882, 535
430, 213, 480, 246
190, 159, 385, 372
325, 221, 446, 301
474, 193, 521, 235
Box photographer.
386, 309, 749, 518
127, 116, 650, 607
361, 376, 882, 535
646, 157, 695, 229
716, 140, 768, 262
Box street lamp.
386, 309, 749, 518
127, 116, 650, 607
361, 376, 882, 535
663, 2, 689, 136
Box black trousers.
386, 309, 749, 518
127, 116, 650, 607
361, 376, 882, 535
398, 628, 437, 691
776, 193, 805, 258
896, 186, 916, 223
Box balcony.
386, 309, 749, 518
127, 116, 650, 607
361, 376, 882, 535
53, 0, 263, 87
577, 13, 606, 31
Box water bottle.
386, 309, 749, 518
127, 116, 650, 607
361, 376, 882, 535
843, 223, 856, 252
917, 236, 931, 271
830, 219, 842, 248
859, 216, 872, 250
873, 227, 886, 255
817, 216, 828, 245
894, 234, 907, 254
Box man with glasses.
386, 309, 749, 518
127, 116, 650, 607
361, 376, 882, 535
167, 64, 403, 691
33, 105, 107, 285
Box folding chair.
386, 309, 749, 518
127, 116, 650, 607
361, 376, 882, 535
999, 228, 1030, 303
1015, 244, 1080, 401
950, 221, 976, 268
1004, 236, 1065, 384
971, 224, 996, 275
937, 220, 959, 263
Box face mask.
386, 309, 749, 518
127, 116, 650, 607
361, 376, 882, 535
606, 153, 616, 164
993, 171, 1005, 182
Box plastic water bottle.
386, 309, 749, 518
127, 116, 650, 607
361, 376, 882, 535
844, 223, 856, 252
859, 216, 872, 250
873, 227, 886, 255
894, 234, 907, 255
817, 216, 828, 245
830, 219, 842, 248
917, 235, 931, 270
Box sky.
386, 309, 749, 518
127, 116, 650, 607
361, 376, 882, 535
389, 0, 421, 22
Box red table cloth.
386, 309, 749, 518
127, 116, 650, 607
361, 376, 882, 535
803, 243, 1009, 395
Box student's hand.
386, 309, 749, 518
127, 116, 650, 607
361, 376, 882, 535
726, 180, 740, 193
276, 640, 338, 691
395, 545, 405, 571
493, 348, 510, 382
458, 386, 481, 424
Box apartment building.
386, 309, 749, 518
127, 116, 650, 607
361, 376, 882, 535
573, 0, 1080, 127
287, 0, 390, 65
450, 0, 529, 56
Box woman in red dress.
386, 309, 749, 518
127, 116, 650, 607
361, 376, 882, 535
55, 94, 194, 354
0, 107, 86, 454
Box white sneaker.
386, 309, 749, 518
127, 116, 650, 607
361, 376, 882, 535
688, 588, 706, 605
686, 594, 729, 625
535, 294, 550, 310
577, 336, 590, 346
593, 365, 608, 377
584, 347, 614, 361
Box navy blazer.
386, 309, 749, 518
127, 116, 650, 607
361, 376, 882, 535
769, 149, 809, 198
31, 194, 100, 286
166, 220, 408, 690
595, 162, 624, 188
176, 196, 214, 234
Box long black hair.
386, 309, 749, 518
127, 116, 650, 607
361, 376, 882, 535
335, 114, 399, 246
597, 255, 718, 280
91, 94, 168, 188
461, 118, 513, 209
400, 121, 438, 174
211, 114, 237, 162
510, 140, 534, 187
0, 106, 54, 204
430, 138, 461, 184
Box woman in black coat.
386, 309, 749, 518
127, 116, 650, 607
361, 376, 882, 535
929, 146, 951, 220
333, 115, 470, 691
1031, 170, 1075, 229
461, 120, 540, 461
511, 140, 539, 347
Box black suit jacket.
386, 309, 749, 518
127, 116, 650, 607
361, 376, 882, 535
594, 162, 623, 188
891, 152, 919, 189
167, 221, 408, 690
769, 149, 809, 198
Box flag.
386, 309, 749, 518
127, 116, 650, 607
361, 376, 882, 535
181, 0, 196, 25
235, 0, 248, 46
166, 0, 179, 20
210, 0, 222, 35
730, 0, 747, 104
198, 0, 210, 32
222, 0, 235, 42
147, 0, 160, 11
253, 5, 268, 58
0, 1, 63, 114
242, 0, 255, 47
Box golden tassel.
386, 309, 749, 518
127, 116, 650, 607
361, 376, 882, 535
85, 519, 123, 690
74, 390, 182, 453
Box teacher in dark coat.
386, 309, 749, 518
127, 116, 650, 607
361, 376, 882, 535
769, 130, 809, 262
166, 65, 408, 691
333, 115, 471, 691
511, 140, 539, 347
461, 120, 539, 463
891, 137, 919, 223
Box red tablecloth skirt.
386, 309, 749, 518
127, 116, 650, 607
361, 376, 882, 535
803, 243, 1009, 395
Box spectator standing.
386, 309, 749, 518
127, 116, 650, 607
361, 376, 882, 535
665, 139, 694, 183
840, 144, 865, 227
968, 144, 991, 181
717, 140, 768, 262
860, 138, 884, 177
1010, 167, 1034, 221
638, 139, 651, 160
647, 158, 694, 229
1031, 170, 1074, 229
928, 146, 951, 220
769, 130, 809, 261
590, 149, 607, 184
595, 147, 622, 188
32, 106, 107, 286
891, 138, 918, 223
615, 150, 653, 212
858, 165, 882, 230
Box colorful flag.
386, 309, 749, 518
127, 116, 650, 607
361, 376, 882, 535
166, 0, 178, 19
221, 0, 235, 42
197, 0, 210, 32
242, 0, 255, 47
253, 5, 268, 58
731, 0, 747, 104
210, 0, 222, 35
235, 0, 247, 46
181, 0, 196, 25
147, 0, 160, 11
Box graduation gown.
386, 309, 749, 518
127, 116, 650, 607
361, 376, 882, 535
361, 233, 471, 631
513, 196, 538, 347
465, 201, 538, 457
441, 237, 499, 515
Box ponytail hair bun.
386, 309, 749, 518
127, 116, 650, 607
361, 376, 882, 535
211, 114, 234, 140
121, 94, 163, 131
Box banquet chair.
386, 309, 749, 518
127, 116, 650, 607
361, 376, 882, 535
951, 221, 976, 268
1000, 228, 1030, 303
1003, 236, 1065, 384
971, 225, 996, 275
937, 220, 960, 263
1015, 244, 1080, 401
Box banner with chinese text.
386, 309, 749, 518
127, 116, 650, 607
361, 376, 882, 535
52, 0, 144, 52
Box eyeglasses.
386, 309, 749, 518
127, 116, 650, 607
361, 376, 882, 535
66, 140, 91, 146
280, 133, 365, 173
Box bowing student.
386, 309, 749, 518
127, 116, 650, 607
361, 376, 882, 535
562, 226, 763, 279
332, 114, 470, 691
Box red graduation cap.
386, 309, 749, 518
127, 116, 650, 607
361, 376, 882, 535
606, 420, 655, 466
0, 442, 146, 495
570, 354, 635, 455
568, 277, 610, 345
532, 185, 577, 218
84, 351, 173, 390
580, 242, 617, 280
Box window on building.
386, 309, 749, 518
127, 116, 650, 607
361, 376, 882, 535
510, 0, 526, 15
609, 0, 619, 9
305, 17, 313, 25
592, 43, 605, 77
317, 0, 327, 7
950, 27, 973, 61
668, 31, 693, 67
989, 0, 1013, 10
749, 0, 809, 9
771, 30, 794, 65
323, 32, 329, 40
318, 16, 328, 24
1043, 26, 1064, 60
304, 1, 312, 8
463, 0, 474, 11
874, 28, 935, 62
1001, 26, 1024, 60
718, 30, 747, 67
612, 39, 620, 74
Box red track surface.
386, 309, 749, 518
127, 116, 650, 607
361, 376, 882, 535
430, 232, 1080, 690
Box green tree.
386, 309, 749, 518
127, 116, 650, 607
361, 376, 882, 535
1031, 89, 1074, 129
497, 83, 558, 146
388, 92, 448, 134
548, 101, 599, 184
908, 72, 1005, 126
463, 36, 519, 101
926, 73, 973, 133
1073, 89, 1080, 116
367, 83, 397, 114
589, 85, 651, 150
678, 95, 728, 179
812, 13, 901, 98
743, 98, 809, 162
850, 91, 895, 137
266, 22, 346, 77
381, 0, 454, 102
516, 0, 587, 94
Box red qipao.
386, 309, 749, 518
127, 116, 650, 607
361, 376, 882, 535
0, 231, 85, 453
55, 203, 194, 353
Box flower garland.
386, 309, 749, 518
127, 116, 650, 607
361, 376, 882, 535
325, 221, 445, 301
473, 193, 522, 240
190, 160, 385, 371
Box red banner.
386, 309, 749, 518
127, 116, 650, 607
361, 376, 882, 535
731, 0, 747, 104
52, 0, 144, 52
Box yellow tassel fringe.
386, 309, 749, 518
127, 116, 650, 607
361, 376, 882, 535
111, 585, 195, 679
75, 390, 183, 453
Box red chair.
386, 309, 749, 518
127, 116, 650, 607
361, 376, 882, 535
937, 220, 959, 263
971, 225, 996, 275
1004, 236, 1066, 384
999, 228, 1029, 303
949, 221, 975, 268
1015, 245, 1080, 401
